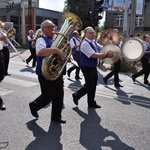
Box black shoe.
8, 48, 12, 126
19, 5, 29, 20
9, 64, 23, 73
29, 102, 39, 118
26, 60, 29, 65
144, 82, 150, 85
103, 77, 107, 85
75, 76, 82, 80
0, 102, 6, 110
114, 84, 124, 88
6, 73, 11, 76
88, 104, 101, 109
132, 75, 135, 82
72, 93, 78, 105
67, 70, 71, 77
51, 118, 66, 124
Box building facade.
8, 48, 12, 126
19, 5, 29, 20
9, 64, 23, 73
104, 0, 150, 36
0, 0, 62, 44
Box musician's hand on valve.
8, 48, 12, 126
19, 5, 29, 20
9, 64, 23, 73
106, 51, 114, 58
55, 48, 65, 60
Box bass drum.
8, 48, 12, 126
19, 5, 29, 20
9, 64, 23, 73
121, 38, 145, 62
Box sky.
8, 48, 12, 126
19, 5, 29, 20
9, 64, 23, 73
39, 0, 105, 25
39, 0, 65, 12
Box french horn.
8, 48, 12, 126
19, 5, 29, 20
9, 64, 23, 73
42, 12, 83, 80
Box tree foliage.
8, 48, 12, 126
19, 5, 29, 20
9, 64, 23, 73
63, 0, 93, 29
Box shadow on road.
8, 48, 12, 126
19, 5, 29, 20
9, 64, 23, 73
73, 107, 135, 150
26, 119, 62, 150
20, 66, 36, 74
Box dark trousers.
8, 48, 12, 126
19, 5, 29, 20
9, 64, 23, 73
133, 57, 150, 83
67, 51, 80, 77
26, 47, 36, 66
1, 47, 10, 75
0, 51, 5, 82
104, 59, 121, 85
74, 66, 98, 106
67, 65, 80, 77
31, 75, 64, 119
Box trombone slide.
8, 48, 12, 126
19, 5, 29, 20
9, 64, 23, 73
0, 29, 25, 62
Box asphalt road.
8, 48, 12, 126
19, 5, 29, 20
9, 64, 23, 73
0, 49, 150, 150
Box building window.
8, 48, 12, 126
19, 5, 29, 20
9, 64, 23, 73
44, 17, 51, 20
0, 16, 6, 22
36, 16, 43, 24
10, 16, 20, 24
116, 15, 123, 27
52, 18, 58, 26
135, 16, 142, 27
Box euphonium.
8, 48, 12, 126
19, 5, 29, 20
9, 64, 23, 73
42, 12, 83, 80
31, 29, 43, 48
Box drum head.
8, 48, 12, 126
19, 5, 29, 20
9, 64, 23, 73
121, 38, 144, 62
101, 44, 121, 64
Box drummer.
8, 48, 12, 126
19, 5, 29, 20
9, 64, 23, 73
101, 28, 123, 88
132, 34, 150, 85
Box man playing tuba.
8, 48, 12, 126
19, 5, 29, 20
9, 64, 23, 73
29, 20, 66, 123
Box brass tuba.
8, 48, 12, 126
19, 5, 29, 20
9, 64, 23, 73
42, 12, 83, 80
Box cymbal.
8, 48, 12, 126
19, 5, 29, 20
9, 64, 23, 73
101, 44, 121, 64
100, 28, 119, 46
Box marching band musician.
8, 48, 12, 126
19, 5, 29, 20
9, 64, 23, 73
72, 26, 114, 108
29, 20, 66, 123
0, 21, 7, 110
26, 30, 36, 67
67, 30, 81, 80
102, 29, 123, 88
0, 21, 10, 76
132, 34, 150, 85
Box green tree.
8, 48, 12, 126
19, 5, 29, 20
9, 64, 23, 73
64, 0, 93, 29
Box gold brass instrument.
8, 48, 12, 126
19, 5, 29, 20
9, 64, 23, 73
99, 28, 121, 64
0, 28, 25, 62
31, 29, 43, 48
42, 12, 83, 80
100, 28, 145, 63
6, 28, 21, 47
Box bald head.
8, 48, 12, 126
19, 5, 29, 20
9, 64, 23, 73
84, 26, 96, 40
41, 20, 54, 30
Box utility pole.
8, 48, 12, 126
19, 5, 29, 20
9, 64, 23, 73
130, 0, 136, 36
28, 0, 32, 31
123, 0, 129, 40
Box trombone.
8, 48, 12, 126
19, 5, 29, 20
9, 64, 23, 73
7, 28, 21, 47
0, 29, 25, 62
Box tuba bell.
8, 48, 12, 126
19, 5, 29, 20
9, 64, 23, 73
42, 12, 83, 80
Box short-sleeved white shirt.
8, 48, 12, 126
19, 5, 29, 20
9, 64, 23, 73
69, 37, 80, 51
35, 36, 46, 55
80, 37, 97, 58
